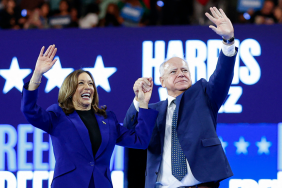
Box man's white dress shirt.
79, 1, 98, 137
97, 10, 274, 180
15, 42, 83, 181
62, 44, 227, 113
133, 43, 236, 187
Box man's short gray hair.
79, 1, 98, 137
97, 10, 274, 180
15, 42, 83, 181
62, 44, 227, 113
159, 57, 190, 77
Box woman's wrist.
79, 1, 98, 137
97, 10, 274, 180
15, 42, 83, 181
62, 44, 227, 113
139, 101, 148, 109
28, 71, 43, 90
31, 70, 42, 83
33, 69, 43, 77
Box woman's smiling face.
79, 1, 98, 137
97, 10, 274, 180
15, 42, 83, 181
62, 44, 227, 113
72, 72, 94, 110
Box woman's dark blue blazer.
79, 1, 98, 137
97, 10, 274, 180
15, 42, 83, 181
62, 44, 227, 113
21, 83, 158, 188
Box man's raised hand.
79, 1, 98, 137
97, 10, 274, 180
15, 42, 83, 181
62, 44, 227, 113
205, 7, 234, 40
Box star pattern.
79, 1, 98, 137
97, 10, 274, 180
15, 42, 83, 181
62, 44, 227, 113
84, 55, 117, 92
256, 136, 272, 155
43, 56, 74, 93
0, 57, 31, 93
219, 136, 228, 153
234, 137, 250, 155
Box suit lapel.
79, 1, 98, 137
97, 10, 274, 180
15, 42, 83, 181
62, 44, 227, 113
68, 111, 94, 159
94, 114, 109, 159
156, 100, 168, 153
175, 92, 184, 119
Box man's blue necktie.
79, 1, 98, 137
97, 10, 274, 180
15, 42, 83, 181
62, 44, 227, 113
171, 100, 188, 181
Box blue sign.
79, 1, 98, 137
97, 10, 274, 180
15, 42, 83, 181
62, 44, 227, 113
120, 3, 144, 23
237, 0, 264, 12
218, 123, 281, 187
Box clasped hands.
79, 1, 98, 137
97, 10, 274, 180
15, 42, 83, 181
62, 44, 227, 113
133, 77, 153, 109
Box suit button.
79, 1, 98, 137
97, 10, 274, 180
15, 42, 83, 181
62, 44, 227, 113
89, 162, 94, 166
155, 172, 158, 175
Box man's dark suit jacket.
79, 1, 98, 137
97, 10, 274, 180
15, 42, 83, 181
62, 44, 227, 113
124, 49, 237, 188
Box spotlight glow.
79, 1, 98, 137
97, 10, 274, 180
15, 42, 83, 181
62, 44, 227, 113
243, 12, 251, 20
157, 0, 164, 7
21, 9, 27, 17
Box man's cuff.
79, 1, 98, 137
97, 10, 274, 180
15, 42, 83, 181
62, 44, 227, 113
133, 98, 139, 112
222, 42, 236, 57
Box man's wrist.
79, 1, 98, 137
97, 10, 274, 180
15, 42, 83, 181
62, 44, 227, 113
222, 42, 236, 57
222, 40, 235, 46
222, 36, 235, 44
222, 32, 234, 40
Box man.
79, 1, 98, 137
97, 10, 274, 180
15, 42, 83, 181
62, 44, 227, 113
124, 7, 237, 188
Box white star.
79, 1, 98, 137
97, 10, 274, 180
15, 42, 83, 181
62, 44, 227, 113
219, 136, 228, 153
84, 55, 117, 92
256, 136, 272, 155
234, 137, 250, 155
0, 57, 31, 93
43, 56, 74, 93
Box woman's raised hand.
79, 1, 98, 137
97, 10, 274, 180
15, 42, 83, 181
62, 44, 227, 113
35, 45, 58, 75
28, 45, 57, 91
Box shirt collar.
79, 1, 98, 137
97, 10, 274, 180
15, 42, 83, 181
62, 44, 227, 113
167, 95, 176, 107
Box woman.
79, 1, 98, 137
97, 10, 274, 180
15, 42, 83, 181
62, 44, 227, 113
21, 44, 158, 188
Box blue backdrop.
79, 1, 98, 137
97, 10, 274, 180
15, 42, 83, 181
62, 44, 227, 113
0, 24, 281, 188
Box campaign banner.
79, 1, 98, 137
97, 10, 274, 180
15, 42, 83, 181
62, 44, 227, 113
218, 123, 281, 188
